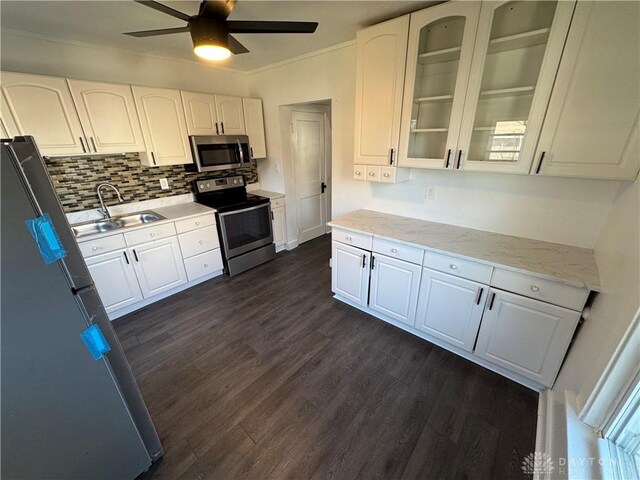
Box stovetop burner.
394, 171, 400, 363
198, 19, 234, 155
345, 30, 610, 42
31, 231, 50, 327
193, 175, 269, 213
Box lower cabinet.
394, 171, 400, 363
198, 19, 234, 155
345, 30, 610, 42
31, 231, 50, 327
415, 268, 487, 352
474, 289, 581, 387
131, 237, 187, 299
369, 253, 421, 325
272, 206, 286, 252
85, 249, 143, 313
331, 241, 370, 307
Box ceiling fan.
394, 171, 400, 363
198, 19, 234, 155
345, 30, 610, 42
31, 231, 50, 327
124, 0, 319, 61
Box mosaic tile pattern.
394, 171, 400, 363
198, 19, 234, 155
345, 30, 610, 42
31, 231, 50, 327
44, 153, 259, 212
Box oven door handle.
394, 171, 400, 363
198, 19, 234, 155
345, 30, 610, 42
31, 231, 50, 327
218, 203, 269, 217
236, 139, 245, 165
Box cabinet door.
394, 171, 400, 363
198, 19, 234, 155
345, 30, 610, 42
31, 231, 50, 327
331, 241, 370, 307
398, 3, 480, 169
214, 95, 245, 135
369, 253, 422, 326
131, 237, 187, 299
132, 85, 192, 166
272, 206, 286, 248
181, 91, 219, 136
415, 268, 486, 351
534, 2, 640, 180
0, 72, 87, 155
354, 15, 409, 166
85, 249, 143, 313
475, 288, 580, 387
242, 97, 267, 158
456, 1, 575, 174
67, 79, 146, 154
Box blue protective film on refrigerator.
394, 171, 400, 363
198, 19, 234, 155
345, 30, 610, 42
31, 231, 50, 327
81, 324, 111, 361
24, 213, 67, 264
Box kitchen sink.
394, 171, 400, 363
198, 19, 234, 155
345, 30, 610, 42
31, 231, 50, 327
71, 210, 165, 238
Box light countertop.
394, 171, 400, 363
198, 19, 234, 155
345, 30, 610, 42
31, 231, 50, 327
252, 189, 285, 200
328, 210, 601, 291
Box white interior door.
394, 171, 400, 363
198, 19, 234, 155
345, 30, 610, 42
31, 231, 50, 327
292, 110, 328, 244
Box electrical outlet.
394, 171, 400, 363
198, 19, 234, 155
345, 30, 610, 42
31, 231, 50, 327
425, 186, 436, 200
159, 178, 169, 190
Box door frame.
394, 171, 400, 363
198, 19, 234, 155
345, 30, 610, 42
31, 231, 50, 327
282, 102, 332, 247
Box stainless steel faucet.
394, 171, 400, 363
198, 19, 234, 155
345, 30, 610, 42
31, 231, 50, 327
96, 183, 124, 219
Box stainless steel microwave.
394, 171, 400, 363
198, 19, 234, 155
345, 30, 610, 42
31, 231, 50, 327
186, 135, 252, 172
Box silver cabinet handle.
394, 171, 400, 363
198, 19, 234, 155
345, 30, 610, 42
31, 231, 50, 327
449, 264, 458, 270
368, 172, 375, 176
383, 173, 391, 178
204, 263, 209, 268
531, 285, 540, 292
391, 248, 398, 253
199, 240, 204, 245
149, 233, 155, 237
355, 171, 362, 176
90, 137, 97, 152
195, 221, 200, 226
79, 137, 87, 153
92, 246, 98, 251
346, 236, 352, 241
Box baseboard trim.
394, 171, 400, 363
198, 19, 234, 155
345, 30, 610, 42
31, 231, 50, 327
286, 239, 299, 250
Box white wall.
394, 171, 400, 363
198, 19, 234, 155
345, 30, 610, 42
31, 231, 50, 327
554, 176, 640, 411
0, 29, 249, 96
247, 42, 623, 249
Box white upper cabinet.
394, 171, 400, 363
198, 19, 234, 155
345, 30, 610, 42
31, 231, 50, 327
242, 97, 267, 159
214, 95, 245, 135
354, 15, 409, 167
181, 90, 219, 136
67, 79, 146, 154
398, 3, 481, 169
456, 1, 575, 174
534, 2, 640, 180
0, 72, 87, 156
132, 85, 192, 166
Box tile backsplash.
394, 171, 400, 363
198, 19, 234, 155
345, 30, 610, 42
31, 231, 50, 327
44, 153, 258, 212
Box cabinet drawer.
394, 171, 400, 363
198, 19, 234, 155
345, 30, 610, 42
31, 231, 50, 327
184, 248, 223, 282
366, 166, 381, 182
124, 222, 177, 246
373, 238, 423, 264
78, 234, 126, 258
491, 268, 589, 311
380, 166, 397, 183
353, 164, 366, 180
174, 213, 215, 234
271, 197, 285, 209
332, 228, 372, 251
423, 250, 493, 284
178, 226, 220, 258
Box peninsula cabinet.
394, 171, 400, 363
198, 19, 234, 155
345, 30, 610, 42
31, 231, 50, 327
0, 72, 88, 156
214, 94, 245, 135
132, 85, 193, 166
533, 1, 640, 180
456, 0, 575, 174
67, 79, 146, 154
398, 2, 480, 169
474, 289, 581, 387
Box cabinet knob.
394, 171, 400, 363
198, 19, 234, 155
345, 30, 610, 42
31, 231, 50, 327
355, 171, 361, 176
92, 246, 98, 251
199, 240, 204, 245
346, 236, 352, 241
531, 285, 540, 292
195, 221, 200, 226
204, 263, 208, 268
391, 248, 398, 253
449, 264, 458, 270
368, 172, 375, 176
149, 233, 155, 237
383, 173, 390, 178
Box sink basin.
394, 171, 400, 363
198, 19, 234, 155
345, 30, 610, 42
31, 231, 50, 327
71, 210, 165, 238
111, 211, 165, 228
71, 220, 118, 238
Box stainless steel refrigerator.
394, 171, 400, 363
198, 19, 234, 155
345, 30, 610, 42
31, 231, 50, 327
1, 136, 163, 479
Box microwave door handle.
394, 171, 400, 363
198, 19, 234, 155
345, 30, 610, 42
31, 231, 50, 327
237, 139, 245, 165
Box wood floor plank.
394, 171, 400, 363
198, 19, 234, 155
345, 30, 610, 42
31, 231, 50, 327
114, 234, 538, 480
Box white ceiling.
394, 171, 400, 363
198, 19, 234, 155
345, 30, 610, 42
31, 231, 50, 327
0, 1, 440, 72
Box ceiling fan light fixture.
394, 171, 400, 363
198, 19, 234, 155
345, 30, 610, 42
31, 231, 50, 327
194, 43, 231, 61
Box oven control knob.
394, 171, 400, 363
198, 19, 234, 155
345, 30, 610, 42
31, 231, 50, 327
206, 183, 210, 188
199, 184, 204, 189
233, 179, 238, 184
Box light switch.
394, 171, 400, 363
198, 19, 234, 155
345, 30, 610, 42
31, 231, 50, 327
425, 186, 436, 200
159, 178, 169, 190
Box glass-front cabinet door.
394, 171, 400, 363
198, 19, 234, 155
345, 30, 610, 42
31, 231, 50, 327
456, 0, 575, 174
398, 2, 481, 169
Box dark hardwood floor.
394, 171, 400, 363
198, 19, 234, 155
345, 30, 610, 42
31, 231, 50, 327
115, 234, 538, 480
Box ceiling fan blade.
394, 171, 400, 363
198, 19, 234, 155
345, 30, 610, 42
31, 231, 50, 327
134, 0, 191, 22
199, 0, 237, 18
227, 20, 319, 34
124, 26, 190, 37
228, 35, 249, 54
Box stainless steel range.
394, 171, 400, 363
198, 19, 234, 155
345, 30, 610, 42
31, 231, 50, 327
194, 175, 275, 276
